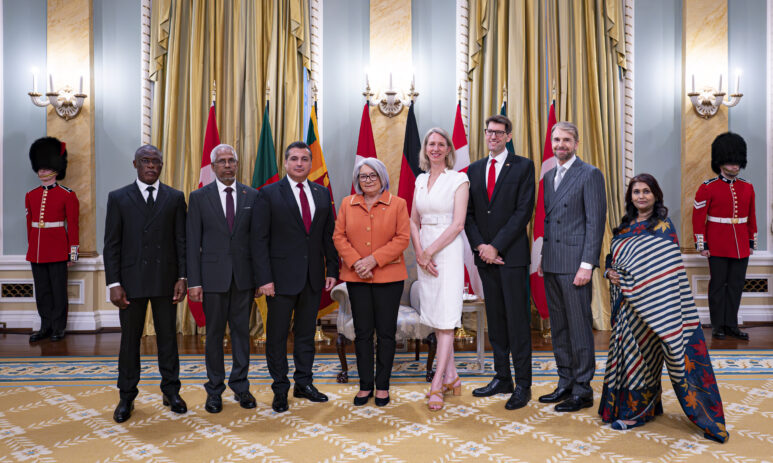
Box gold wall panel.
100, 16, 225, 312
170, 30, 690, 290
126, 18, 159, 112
681, 0, 728, 249
47, 0, 96, 256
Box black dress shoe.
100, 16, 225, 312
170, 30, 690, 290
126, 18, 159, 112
293, 384, 328, 402
472, 378, 514, 397
538, 387, 572, 404
272, 392, 289, 413
505, 385, 531, 410
234, 391, 257, 409
374, 394, 390, 407
725, 327, 749, 340
205, 394, 222, 413
113, 399, 134, 423
353, 391, 373, 406
50, 331, 66, 342
712, 328, 725, 340
29, 329, 52, 343
555, 395, 593, 412
162, 393, 187, 414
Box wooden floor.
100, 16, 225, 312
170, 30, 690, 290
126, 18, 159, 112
1, 325, 771, 357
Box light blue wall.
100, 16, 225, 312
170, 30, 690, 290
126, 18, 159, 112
729, 0, 767, 250
633, 0, 683, 233
412, 0, 456, 141
321, 0, 370, 207
0, 0, 141, 255
93, 0, 142, 252
2, 0, 47, 255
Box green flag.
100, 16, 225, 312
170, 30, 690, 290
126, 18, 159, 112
251, 102, 279, 189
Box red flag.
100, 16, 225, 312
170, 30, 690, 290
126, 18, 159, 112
452, 101, 484, 298
529, 101, 556, 319
189, 101, 221, 327
397, 102, 421, 213
351, 103, 377, 193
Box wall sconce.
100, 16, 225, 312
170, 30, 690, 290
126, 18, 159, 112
687, 73, 742, 119
364, 73, 418, 117
28, 71, 87, 121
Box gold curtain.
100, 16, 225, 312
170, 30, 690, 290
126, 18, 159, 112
146, 0, 307, 334
467, 0, 626, 330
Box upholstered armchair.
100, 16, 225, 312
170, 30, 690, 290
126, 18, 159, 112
330, 246, 436, 382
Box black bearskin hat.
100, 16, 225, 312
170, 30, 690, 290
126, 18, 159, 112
29, 137, 67, 180
711, 132, 747, 174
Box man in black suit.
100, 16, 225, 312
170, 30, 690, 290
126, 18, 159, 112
464, 115, 535, 410
104, 145, 188, 423
253, 141, 339, 413
187, 144, 258, 414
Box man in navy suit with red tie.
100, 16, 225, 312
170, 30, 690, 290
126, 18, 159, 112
253, 141, 339, 413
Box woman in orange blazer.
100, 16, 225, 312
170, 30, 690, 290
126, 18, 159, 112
333, 158, 410, 407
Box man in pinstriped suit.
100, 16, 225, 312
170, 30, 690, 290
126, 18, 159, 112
537, 121, 606, 412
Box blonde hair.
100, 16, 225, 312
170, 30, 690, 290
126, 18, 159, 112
419, 127, 456, 171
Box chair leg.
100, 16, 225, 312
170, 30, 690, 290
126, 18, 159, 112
424, 332, 437, 382
336, 334, 349, 383
414, 338, 421, 361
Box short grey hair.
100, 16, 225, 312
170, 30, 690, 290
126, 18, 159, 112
353, 158, 390, 195
551, 121, 579, 141
210, 143, 238, 163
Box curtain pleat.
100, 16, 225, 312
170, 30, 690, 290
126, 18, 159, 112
145, 0, 307, 335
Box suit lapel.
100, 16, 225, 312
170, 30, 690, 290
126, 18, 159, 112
230, 183, 250, 233
547, 157, 583, 212
308, 183, 327, 233
205, 182, 230, 234
128, 183, 149, 218
474, 160, 488, 201
544, 171, 555, 213
147, 183, 170, 224
279, 177, 307, 232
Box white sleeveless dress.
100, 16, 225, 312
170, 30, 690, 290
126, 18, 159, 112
414, 169, 469, 329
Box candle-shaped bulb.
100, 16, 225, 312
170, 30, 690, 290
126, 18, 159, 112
412, 74, 415, 88
49, 74, 54, 93
718, 74, 722, 93
735, 73, 740, 94
691, 74, 695, 93
79, 75, 83, 94
365, 73, 369, 87
389, 72, 393, 90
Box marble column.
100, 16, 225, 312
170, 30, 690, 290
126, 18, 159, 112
370, 0, 412, 195
681, 0, 728, 250
47, 0, 96, 256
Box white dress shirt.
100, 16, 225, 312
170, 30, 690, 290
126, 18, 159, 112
136, 178, 160, 202
553, 155, 592, 270
485, 149, 509, 189
287, 177, 316, 219
215, 178, 238, 218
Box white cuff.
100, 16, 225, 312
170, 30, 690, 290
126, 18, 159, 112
107, 282, 121, 289
580, 262, 593, 270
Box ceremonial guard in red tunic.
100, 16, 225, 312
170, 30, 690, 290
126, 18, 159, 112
692, 132, 756, 341
25, 137, 79, 342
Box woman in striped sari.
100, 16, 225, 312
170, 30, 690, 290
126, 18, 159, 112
600, 174, 727, 443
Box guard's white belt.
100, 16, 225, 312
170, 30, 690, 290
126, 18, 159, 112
421, 215, 453, 225
707, 215, 747, 224
32, 221, 65, 228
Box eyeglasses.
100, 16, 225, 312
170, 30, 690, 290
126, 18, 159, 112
358, 173, 380, 183
214, 158, 238, 166
484, 129, 507, 138
139, 158, 162, 166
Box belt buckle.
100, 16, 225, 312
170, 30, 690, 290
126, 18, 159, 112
731, 218, 739, 224
38, 220, 45, 228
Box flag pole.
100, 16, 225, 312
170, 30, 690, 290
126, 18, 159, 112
253, 81, 273, 346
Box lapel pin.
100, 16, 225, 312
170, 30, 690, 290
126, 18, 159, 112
505, 163, 510, 166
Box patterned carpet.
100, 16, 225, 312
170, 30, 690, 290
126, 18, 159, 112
0, 351, 771, 462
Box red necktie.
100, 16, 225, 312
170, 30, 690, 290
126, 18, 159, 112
487, 158, 497, 201
297, 183, 312, 233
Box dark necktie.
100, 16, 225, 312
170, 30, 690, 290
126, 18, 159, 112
225, 186, 235, 232
297, 183, 311, 233
487, 158, 496, 201
146, 186, 155, 207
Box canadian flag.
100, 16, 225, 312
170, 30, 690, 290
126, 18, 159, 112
198, 101, 220, 188
529, 101, 556, 319
452, 101, 484, 298
351, 102, 377, 193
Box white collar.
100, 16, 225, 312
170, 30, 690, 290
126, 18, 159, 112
287, 176, 310, 191
557, 154, 577, 170
136, 178, 160, 191
215, 178, 237, 193
488, 149, 508, 163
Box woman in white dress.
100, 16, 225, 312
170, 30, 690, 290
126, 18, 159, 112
409, 127, 470, 411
